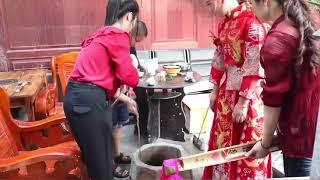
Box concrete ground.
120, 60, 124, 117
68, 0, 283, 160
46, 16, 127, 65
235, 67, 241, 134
117, 124, 203, 180
118, 124, 285, 180
12, 109, 284, 180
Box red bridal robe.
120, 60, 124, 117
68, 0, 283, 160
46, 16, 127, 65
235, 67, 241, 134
202, 3, 272, 180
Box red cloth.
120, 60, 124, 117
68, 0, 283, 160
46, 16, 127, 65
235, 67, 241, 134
160, 159, 183, 180
210, 2, 266, 94
217, 3, 265, 67
261, 16, 320, 158
69, 26, 139, 97
210, 67, 224, 84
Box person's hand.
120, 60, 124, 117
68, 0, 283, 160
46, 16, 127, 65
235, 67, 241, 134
120, 85, 129, 94
127, 98, 139, 117
127, 88, 136, 99
232, 98, 249, 123
246, 141, 270, 159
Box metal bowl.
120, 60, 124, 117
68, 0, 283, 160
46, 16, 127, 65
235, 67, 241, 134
163, 65, 181, 76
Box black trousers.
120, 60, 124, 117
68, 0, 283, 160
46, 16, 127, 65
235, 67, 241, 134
134, 87, 149, 136
283, 156, 312, 177
63, 81, 114, 180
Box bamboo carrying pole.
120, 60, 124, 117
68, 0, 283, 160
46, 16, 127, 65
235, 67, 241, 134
164, 137, 279, 176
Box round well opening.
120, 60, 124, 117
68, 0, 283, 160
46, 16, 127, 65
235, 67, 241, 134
139, 145, 182, 166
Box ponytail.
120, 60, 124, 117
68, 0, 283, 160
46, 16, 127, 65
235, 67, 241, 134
105, 0, 121, 25
105, 0, 139, 26
280, 0, 320, 74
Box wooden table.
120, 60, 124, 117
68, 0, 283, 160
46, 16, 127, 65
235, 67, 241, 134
0, 70, 47, 121
137, 71, 201, 143
138, 71, 201, 89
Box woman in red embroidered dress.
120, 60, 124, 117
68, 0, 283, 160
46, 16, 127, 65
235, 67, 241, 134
202, 0, 271, 179
247, 0, 320, 177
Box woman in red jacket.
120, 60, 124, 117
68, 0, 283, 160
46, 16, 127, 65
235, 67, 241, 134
247, 0, 320, 177
63, 0, 139, 179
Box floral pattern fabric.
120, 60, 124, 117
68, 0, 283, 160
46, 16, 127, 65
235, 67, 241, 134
203, 3, 271, 180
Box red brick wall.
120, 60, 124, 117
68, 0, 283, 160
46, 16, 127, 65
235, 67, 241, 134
0, 0, 219, 71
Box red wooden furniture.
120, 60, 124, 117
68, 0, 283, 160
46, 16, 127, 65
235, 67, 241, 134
0, 87, 88, 179
0, 70, 47, 121
54, 51, 78, 96
35, 52, 79, 120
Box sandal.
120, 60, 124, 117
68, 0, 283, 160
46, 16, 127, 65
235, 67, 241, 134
113, 165, 129, 178
114, 152, 131, 164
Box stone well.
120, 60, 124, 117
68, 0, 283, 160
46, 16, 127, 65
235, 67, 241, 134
130, 143, 193, 180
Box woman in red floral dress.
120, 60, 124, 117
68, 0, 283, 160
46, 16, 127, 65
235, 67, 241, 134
202, 0, 271, 179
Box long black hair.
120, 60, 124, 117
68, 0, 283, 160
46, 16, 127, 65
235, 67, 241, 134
255, 0, 320, 75
279, 0, 320, 75
105, 0, 139, 26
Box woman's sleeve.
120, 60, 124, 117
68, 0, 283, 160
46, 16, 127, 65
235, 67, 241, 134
261, 32, 298, 107
210, 47, 225, 86
239, 20, 266, 99
210, 20, 227, 86
106, 33, 139, 88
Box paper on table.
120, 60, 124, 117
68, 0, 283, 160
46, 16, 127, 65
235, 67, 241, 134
145, 58, 159, 75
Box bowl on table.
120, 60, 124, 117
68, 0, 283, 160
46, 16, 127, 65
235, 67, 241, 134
163, 65, 181, 76
173, 62, 190, 71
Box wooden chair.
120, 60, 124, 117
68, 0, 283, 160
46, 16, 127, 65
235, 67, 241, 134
54, 51, 78, 96
35, 52, 79, 120
0, 87, 88, 179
